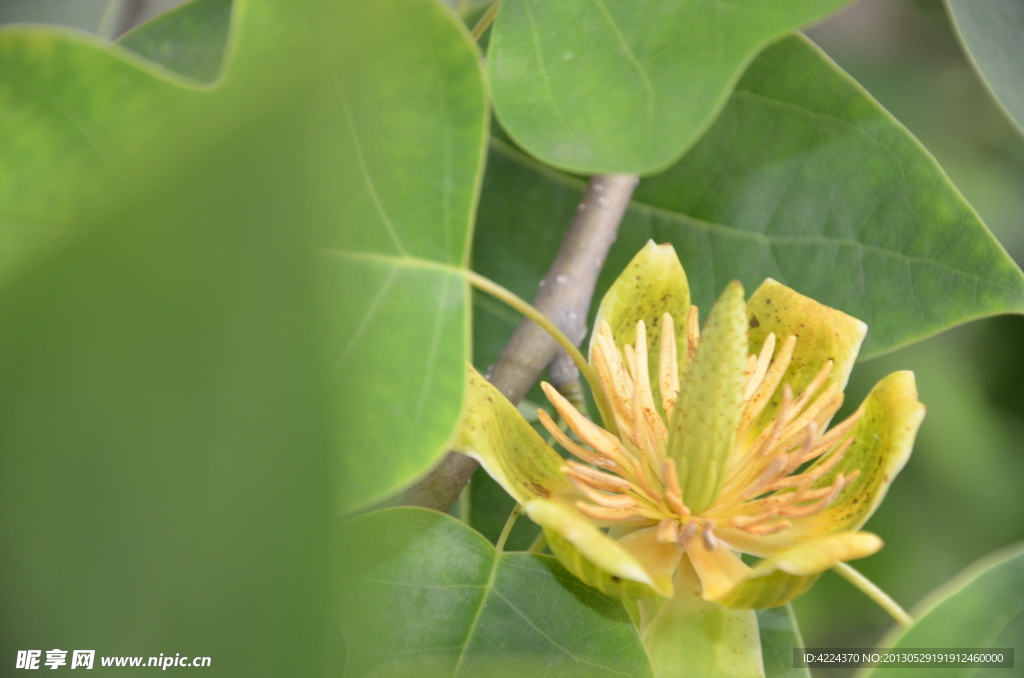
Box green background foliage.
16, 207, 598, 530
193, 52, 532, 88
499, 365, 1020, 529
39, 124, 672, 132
0, 22, 334, 674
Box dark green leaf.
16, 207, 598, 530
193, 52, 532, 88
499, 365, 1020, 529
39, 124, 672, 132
947, 0, 1024, 135
487, 0, 850, 174
336, 507, 653, 678
474, 35, 1024, 359
758, 606, 811, 678
862, 543, 1024, 678
117, 0, 232, 82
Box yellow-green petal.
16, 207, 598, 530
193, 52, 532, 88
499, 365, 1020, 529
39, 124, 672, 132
668, 281, 748, 514
591, 240, 690, 398
451, 364, 575, 505
746, 279, 867, 435
453, 365, 672, 597
528, 500, 670, 598
709, 532, 883, 610
640, 556, 764, 678
720, 371, 925, 555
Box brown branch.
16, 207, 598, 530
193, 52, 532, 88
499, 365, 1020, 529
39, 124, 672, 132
403, 173, 639, 512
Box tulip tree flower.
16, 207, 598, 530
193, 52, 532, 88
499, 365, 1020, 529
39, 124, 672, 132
452, 241, 925, 677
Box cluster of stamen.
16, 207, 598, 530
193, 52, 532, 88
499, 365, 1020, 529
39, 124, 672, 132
539, 307, 862, 553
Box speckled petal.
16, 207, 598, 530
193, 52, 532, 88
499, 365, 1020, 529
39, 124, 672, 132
745, 279, 867, 440
452, 365, 669, 598
451, 364, 577, 505
719, 371, 924, 556
591, 240, 691, 403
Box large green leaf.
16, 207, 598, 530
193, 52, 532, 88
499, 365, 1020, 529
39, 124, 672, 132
486, 0, 850, 174
0, 0, 488, 514
0, 0, 488, 665
474, 35, 1024, 359
318, 0, 486, 511
335, 507, 654, 678
947, 0, 1024, 135
861, 543, 1024, 678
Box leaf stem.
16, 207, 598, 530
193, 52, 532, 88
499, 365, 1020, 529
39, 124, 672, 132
833, 562, 913, 627
495, 503, 521, 552
470, 1, 502, 41
466, 270, 617, 433
528, 531, 547, 554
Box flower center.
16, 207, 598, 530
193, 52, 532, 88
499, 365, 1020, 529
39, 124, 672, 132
539, 308, 862, 552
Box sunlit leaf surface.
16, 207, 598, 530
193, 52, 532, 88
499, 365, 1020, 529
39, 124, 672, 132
487, 0, 850, 173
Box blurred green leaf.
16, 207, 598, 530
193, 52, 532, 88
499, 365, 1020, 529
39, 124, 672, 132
486, 0, 850, 174
861, 542, 1024, 678
0, 0, 488, 514
116, 0, 232, 82
758, 606, 811, 678
336, 507, 653, 678
0, 0, 489, 665
0, 70, 332, 675
947, 0, 1024, 135
474, 35, 1024, 359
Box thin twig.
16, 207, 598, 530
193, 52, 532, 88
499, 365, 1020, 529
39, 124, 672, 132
470, 0, 502, 41
833, 562, 913, 627
495, 504, 522, 552
403, 173, 639, 512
